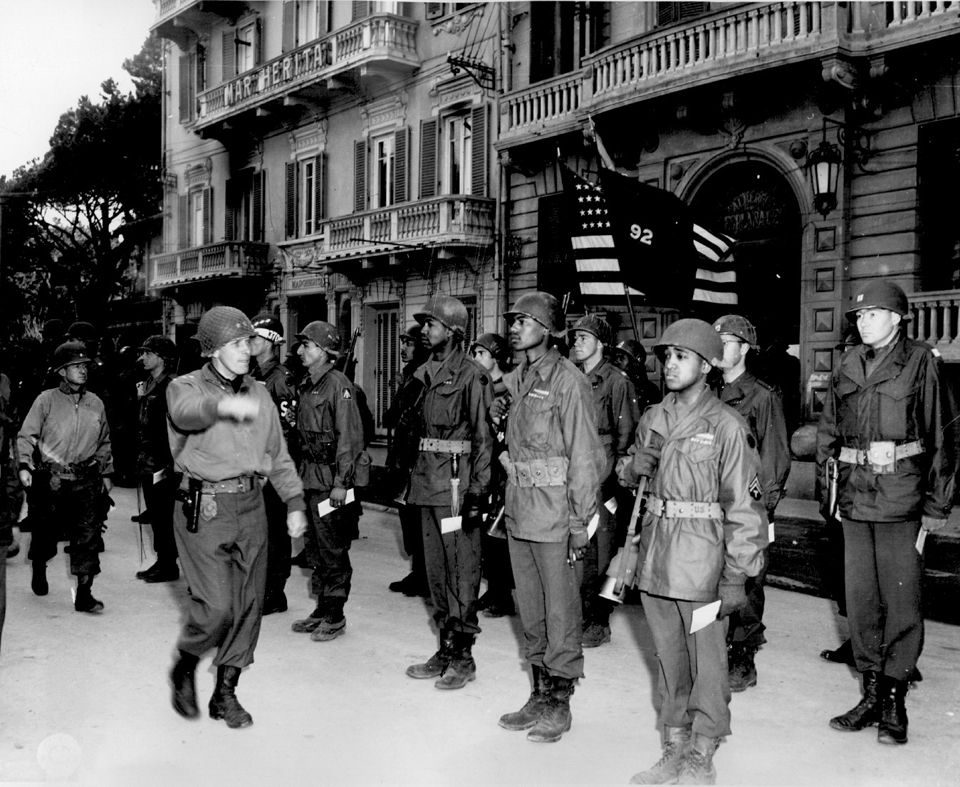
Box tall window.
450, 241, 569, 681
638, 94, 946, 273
444, 115, 472, 196
178, 46, 205, 123
302, 158, 318, 235
179, 187, 213, 250
530, 2, 610, 83
354, 129, 408, 213
190, 190, 205, 247
657, 2, 710, 27
236, 22, 256, 73
372, 133, 396, 208
420, 106, 487, 200
285, 155, 326, 239
226, 170, 265, 242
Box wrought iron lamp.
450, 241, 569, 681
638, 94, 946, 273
807, 121, 842, 218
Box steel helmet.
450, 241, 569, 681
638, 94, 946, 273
295, 321, 340, 354
138, 335, 177, 361
570, 314, 613, 346
196, 306, 256, 357
414, 295, 469, 334
654, 318, 724, 366
52, 341, 91, 371
713, 314, 757, 346
251, 313, 285, 344
504, 292, 565, 335
400, 323, 422, 342
471, 332, 511, 366
846, 280, 910, 319
614, 338, 647, 365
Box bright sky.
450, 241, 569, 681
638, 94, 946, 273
0, 0, 157, 180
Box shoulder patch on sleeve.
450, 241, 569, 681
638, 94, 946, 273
342, 388, 352, 399
479, 373, 488, 386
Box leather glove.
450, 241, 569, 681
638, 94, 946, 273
718, 582, 747, 618
921, 515, 948, 533
568, 528, 590, 564
462, 493, 485, 529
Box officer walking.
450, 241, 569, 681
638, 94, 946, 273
713, 315, 790, 692
494, 292, 602, 744
290, 321, 365, 642
18, 341, 114, 613
249, 313, 299, 615
618, 319, 767, 784
166, 307, 306, 729
569, 314, 638, 649
405, 295, 494, 691
816, 280, 956, 746
134, 336, 179, 583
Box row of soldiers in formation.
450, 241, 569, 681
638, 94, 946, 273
5, 277, 950, 785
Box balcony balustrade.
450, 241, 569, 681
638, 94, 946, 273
908, 290, 960, 360
149, 241, 269, 290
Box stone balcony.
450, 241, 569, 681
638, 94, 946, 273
195, 14, 419, 134
908, 289, 960, 361
148, 240, 269, 291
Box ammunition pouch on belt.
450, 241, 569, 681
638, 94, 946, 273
838, 440, 923, 475
647, 495, 722, 519
41, 458, 99, 490
301, 431, 337, 465
500, 454, 568, 488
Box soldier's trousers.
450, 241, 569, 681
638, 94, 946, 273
418, 505, 482, 636
843, 518, 923, 681
398, 504, 426, 583
508, 534, 584, 680
642, 592, 732, 739
27, 472, 102, 577
303, 490, 352, 616
263, 482, 291, 601
142, 474, 177, 564
174, 487, 268, 668
727, 547, 768, 650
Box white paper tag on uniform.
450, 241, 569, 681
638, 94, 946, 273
915, 527, 928, 555
441, 516, 463, 534
690, 600, 721, 634
604, 497, 618, 514
317, 488, 355, 518
768, 522, 775, 543
586, 512, 600, 539
152, 468, 167, 485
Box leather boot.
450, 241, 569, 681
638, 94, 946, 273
170, 650, 200, 719
527, 677, 574, 743
677, 734, 719, 785
209, 665, 253, 729
830, 671, 881, 731
630, 725, 692, 784
727, 643, 758, 693
31, 562, 48, 596
877, 677, 909, 745
499, 665, 551, 731
820, 638, 855, 665
406, 630, 455, 679
74, 576, 104, 613
435, 632, 477, 690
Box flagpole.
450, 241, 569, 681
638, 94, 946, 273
623, 286, 641, 343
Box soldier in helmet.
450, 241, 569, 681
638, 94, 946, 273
817, 280, 957, 747
568, 314, 639, 649
289, 320, 365, 643
405, 294, 494, 691
249, 313, 299, 615
166, 306, 306, 729
17, 341, 114, 613
493, 292, 603, 744
610, 338, 662, 412
617, 318, 767, 784
712, 314, 790, 692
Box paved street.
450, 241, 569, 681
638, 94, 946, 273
1, 487, 958, 787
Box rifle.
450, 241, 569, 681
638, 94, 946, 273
337, 328, 361, 381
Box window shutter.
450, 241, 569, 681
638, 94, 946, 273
470, 105, 487, 197
178, 54, 191, 123
253, 170, 265, 242
222, 29, 235, 82
354, 140, 367, 213
202, 187, 213, 245
419, 119, 437, 200
314, 154, 325, 222
394, 126, 409, 204
255, 17, 264, 66
352, 1, 369, 21
285, 161, 297, 239
196, 44, 206, 92
224, 178, 236, 241
282, 1, 295, 52
178, 194, 189, 250
426, 3, 444, 19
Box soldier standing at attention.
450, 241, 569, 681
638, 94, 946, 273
618, 319, 767, 784
290, 321, 365, 642
249, 313, 299, 615
494, 292, 602, 744
712, 315, 790, 692
405, 295, 493, 691
166, 307, 306, 729
569, 314, 638, 649
18, 341, 113, 613
817, 280, 956, 747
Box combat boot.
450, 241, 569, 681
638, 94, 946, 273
170, 650, 200, 719
74, 576, 104, 613
877, 677, 909, 745
830, 671, 881, 732
31, 562, 48, 596
209, 665, 253, 729
630, 725, 692, 784
406, 630, 455, 679
435, 632, 477, 690
499, 665, 550, 731
677, 734, 718, 785
527, 677, 574, 743
727, 643, 758, 693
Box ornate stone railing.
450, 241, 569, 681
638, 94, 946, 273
908, 289, 960, 360
153, 0, 199, 26
148, 241, 269, 289
885, 0, 956, 26
503, 73, 582, 137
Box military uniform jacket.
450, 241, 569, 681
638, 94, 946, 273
296, 361, 364, 493
166, 364, 304, 510
718, 370, 790, 515
407, 346, 493, 508
816, 334, 956, 523
18, 383, 113, 476
384, 360, 425, 479
503, 347, 603, 543
251, 357, 298, 438
620, 388, 767, 601
137, 372, 174, 475
581, 357, 639, 481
